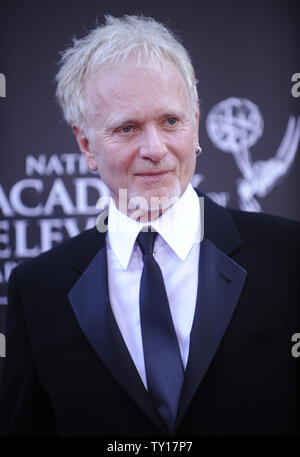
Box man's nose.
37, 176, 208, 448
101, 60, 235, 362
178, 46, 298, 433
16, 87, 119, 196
139, 125, 167, 161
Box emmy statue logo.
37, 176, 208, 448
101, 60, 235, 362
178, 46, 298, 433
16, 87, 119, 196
206, 97, 300, 211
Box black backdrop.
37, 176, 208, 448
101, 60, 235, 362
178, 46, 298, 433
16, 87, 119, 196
0, 0, 299, 381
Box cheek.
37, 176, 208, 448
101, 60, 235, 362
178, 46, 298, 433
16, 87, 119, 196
174, 139, 196, 180
173, 134, 194, 163
182, 154, 196, 178
97, 149, 133, 182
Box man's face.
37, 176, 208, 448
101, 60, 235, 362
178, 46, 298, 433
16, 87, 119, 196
74, 59, 199, 217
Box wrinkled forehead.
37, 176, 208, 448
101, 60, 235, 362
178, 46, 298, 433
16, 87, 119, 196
82, 57, 192, 115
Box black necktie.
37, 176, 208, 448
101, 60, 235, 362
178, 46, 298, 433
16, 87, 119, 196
136, 228, 184, 432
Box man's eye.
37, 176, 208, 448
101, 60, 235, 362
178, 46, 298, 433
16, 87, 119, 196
122, 125, 133, 133
167, 117, 177, 125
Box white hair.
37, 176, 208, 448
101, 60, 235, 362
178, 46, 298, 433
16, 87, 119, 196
55, 14, 199, 134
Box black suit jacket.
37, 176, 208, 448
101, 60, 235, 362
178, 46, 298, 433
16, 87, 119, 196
0, 192, 299, 436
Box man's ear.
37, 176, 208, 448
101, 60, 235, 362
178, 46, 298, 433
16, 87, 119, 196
72, 125, 98, 171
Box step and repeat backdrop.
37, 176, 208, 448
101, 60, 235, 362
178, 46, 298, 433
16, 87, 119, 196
0, 0, 299, 370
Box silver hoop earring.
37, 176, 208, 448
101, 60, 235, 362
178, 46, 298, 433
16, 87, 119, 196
195, 144, 202, 157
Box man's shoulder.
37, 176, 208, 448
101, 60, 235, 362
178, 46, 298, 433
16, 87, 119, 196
228, 206, 300, 235
201, 191, 300, 253
226, 206, 300, 252
14, 226, 105, 280
198, 188, 300, 242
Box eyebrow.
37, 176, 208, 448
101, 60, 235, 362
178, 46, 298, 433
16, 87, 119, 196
106, 118, 138, 131
107, 111, 186, 131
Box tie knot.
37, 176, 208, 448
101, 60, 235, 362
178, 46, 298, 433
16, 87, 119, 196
136, 228, 158, 257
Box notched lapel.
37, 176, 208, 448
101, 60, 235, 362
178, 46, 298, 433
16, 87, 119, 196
175, 237, 247, 428
68, 246, 166, 433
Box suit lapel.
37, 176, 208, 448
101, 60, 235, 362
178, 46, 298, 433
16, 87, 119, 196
175, 192, 247, 428
68, 225, 167, 433
175, 237, 247, 427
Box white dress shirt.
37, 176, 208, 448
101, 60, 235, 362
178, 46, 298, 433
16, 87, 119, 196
106, 183, 201, 389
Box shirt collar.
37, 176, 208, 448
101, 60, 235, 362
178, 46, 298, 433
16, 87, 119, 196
107, 183, 201, 269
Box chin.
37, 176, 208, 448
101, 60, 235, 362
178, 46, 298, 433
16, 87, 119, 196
128, 181, 182, 213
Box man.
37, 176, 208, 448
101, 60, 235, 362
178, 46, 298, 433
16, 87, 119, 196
0, 14, 299, 437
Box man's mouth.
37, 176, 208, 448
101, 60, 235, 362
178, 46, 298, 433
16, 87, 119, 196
135, 170, 172, 177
